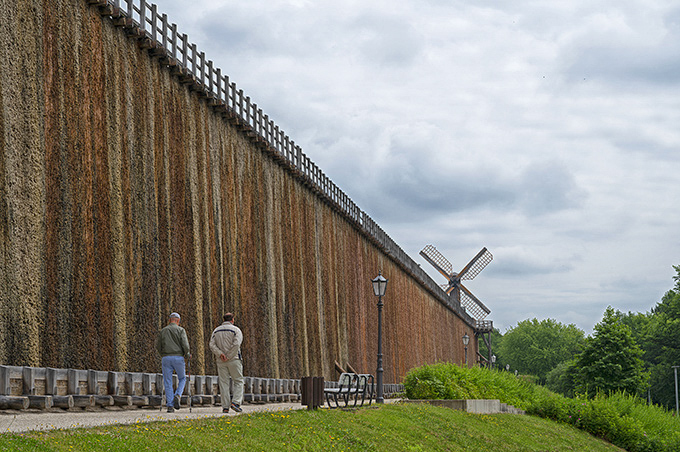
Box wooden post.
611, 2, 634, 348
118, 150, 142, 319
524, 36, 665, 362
46, 368, 58, 395
216, 69, 223, 103
171, 23, 178, 60
88, 370, 99, 395
0, 366, 9, 395
142, 373, 152, 395
161, 13, 168, 52
207, 59, 213, 95
205, 376, 215, 396
155, 373, 164, 395
199, 52, 206, 87
139, 0, 146, 33
107, 372, 119, 395
181, 34, 188, 68
22, 367, 35, 395
150, 4, 157, 42
67, 369, 81, 395
125, 373, 134, 395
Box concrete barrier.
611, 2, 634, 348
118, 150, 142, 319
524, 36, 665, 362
404, 399, 525, 415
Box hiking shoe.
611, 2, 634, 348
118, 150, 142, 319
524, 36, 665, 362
222, 407, 229, 413
173, 395, 180, 410
167, 406, 175, 413
230, 402, 242, 413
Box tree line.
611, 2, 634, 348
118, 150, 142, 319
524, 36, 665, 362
485, 265, 680, 409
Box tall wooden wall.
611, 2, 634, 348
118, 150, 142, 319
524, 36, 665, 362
0, 0, 478, 381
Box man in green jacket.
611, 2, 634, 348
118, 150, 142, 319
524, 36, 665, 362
156, 312, 190, 413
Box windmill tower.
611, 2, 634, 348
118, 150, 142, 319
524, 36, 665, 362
419, 244, 495, 365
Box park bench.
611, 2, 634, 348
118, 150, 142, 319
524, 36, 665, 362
324, 372, 374, 408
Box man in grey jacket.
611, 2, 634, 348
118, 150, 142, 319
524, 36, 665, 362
156, 312, 190, 413
209, 312, 244, 413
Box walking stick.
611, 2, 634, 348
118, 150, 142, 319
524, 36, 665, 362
159, 367, 165, 413
187, 355, 192, 414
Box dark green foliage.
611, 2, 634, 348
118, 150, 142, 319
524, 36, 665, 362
404, 361, 680, 451
403, 361, 537, 409
545, 359, 577, 397
572, 306, 649, 396
498, 318, 585, 383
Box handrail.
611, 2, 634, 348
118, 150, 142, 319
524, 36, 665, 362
93, 0, 480, 324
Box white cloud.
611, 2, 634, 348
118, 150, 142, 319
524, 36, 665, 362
153, 0, 680, 334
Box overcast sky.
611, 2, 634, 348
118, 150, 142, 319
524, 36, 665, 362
155, 0, 680, 334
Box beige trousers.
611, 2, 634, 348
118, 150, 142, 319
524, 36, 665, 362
216, 357, 244, 407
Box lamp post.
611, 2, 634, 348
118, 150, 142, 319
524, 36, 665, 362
462, 333, 469, 366
491, 354, 496, 370
372, 272, 388, 404
673, 366, 679, 417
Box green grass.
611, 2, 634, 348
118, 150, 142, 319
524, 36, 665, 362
404, 362, 680, 451
0, 403, 623, 451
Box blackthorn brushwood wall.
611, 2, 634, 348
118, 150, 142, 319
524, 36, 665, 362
0, 0, 478, 381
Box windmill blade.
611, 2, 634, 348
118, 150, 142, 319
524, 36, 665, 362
459, 283, 491, 320
458, 247, 493, 281
419, 244, 453, 280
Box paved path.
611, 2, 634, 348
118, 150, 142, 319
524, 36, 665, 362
1, 399, 400, 433
0, 402, 306, 433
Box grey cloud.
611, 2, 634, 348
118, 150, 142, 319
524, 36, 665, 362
564, 9, 680, 86
350, 14, 424, 67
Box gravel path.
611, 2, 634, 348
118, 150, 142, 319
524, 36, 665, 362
0, 402, 306, 433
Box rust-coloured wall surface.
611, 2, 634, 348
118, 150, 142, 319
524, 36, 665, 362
0, 0, 478, 382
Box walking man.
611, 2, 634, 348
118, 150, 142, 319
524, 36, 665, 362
156, 312, 190, 413
209, 312, 244, 413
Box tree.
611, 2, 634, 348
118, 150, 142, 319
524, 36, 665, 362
498, 318, 585, 382
641, 265, 680, 408
545, 359, 577, 397
572, 306, 649, 396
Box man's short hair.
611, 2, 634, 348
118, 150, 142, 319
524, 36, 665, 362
223, 313, 234, 322
169, 312, 181, 320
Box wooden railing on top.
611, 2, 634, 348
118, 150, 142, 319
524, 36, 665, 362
86, 0, 477, 323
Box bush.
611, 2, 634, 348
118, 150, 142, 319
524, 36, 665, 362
403, 362, 680, 452
403, 362, 537, 409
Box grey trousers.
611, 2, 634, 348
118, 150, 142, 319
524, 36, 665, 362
216, 357, 244, 407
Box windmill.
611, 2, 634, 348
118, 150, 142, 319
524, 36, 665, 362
419, 245, 493, 321
420, 244, 495, 367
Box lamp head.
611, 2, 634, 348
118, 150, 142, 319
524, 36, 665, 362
372, 272, 388, 297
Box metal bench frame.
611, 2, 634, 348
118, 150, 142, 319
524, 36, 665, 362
324, 372, 374, 408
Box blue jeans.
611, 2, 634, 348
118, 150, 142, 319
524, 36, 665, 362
162, 355, 186, 406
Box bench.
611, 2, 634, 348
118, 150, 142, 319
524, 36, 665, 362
324, 372, 374, 408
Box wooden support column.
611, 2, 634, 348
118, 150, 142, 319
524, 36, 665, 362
67, 369, 81, 395
46, 368, 58, 395
22, 367, 35, 395
0, 366, 10, 395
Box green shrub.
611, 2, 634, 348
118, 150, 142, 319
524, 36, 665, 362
403, 362, 680, 452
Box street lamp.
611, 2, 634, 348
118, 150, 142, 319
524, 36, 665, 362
372, 272, 388, 404
462, 333, 469, 366
491, 354, 496, 370
673, 366, 679, 417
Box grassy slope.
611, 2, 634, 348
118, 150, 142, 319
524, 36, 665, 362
0, 403, 623, 451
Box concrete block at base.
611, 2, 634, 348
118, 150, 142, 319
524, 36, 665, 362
465, 399, 500, 414
404, 399, 523, 415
